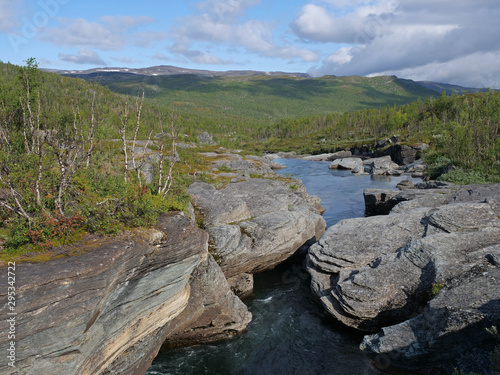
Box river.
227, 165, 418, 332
146, 159, 421, 375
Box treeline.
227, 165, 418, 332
257, 91, 500, 180
0, 60, 186, 254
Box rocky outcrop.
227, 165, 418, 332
363, 156, 401, 176
363, 182, 500, 216
197, 132, 216, 145
360, 265, 500, 372
202, 152, 285, 175
329, 158, 363, 170
302, 151, 352, 161
0, 213, 250, 375
189, 176, 326, 293
385, 144, 419, 165
159, 255, 252, 349
307, 182, 500, 372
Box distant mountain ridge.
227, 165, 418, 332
43, 65, 310, 78
43, 64, 492, 95
412, 80, 490, 95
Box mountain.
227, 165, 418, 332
42, 66, 443, 136
43, 65, 310, 78
44, 65, 491, 95
413, 80, 490, 95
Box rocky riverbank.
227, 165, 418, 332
307, 181, 500, 373
266, 136, 429, 179
0, 151, 325, 375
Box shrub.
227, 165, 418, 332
425, 156, 453, 180
439, 168, 489, 185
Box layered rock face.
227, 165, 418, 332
307, 182, 500, 371
0, 213, 251, 375
189, 175, 326, 295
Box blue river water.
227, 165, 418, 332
146, 159, 421, 375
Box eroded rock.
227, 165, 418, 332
191, 175, 326, 291
0, 213, 251, 375
329, 158, 363, 170
307, 182, 500, 372
360, 265, 500, 372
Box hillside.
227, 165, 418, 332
60, 69, 438, 133
44, 64, 310, 78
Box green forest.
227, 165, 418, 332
1, 59, 499, 259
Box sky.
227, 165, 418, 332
1, 0, 500, 88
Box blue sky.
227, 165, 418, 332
1, 0, 500, 88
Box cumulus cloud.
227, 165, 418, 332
41, 18, 126, 50
297, 0, 500, 87
170, 0, 320, 64
40, 15, 163, 51
291, 1, 396, 44
0, 0, 20, 32
100, 15, 155, 32
196, 0, 261, 21
169, 44, 235, 65
59, 49, 107, 65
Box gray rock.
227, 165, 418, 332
329, 227, 500, 331
197, 131, 216, 145
0, 213, 251, 375
352, 165, 369, 175
227, 273, 254, 298
365, 183, 500, 216
360, 266, 500, 372
363, 189, 400, 215
176, 142, 197, 149
303, 151, 352, 161
307, 207, 430, 312
302, 153, 336, 161
396, 180, 414, 190
366, 156, 400, 175
308, 182, 500, 373
387, 144, 418, 165
264, 151, 297, 159
160, 254, 252, 349
208, 154, 277, 176
188, 182, 251, 227
210, 209, 325, 278
328, 150, 353, 160
404, 160, 426, 173
191, 176, 326, 282
329, 158, 363, 170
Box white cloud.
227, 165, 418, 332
100, 15, 155, 32
41, 18, 126, 50
369, 52, 500, 89
170, 43, 235, 65
39, 15, 163, 51
326, 47, 353, 65
291, 1, 396, 44
170, 0, 320, 64
197, 0, 261, 21
300, 0, 500, 87
0, 0, 20, 32
59, 49, 107, 66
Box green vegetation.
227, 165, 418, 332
431, 282, 445, 296
251, 91, 500, 182
1, 59, 499, 259
76, 72, 436, 145
86, 70, 499, 183
0, 60, 195, 260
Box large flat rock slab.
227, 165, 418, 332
189, 173, 326, 287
